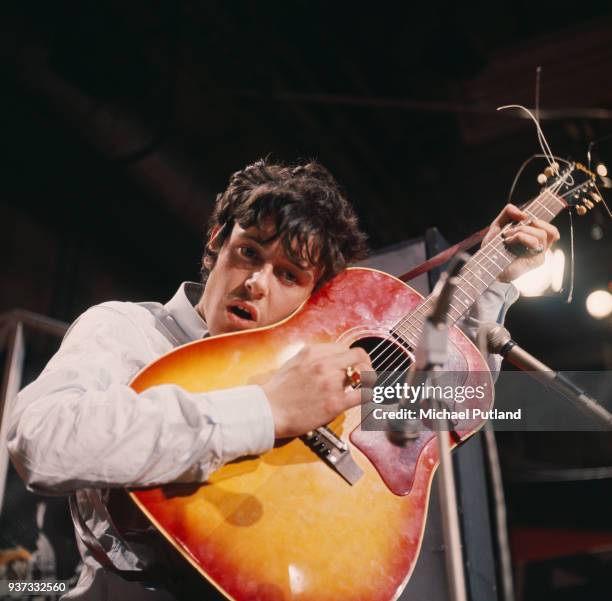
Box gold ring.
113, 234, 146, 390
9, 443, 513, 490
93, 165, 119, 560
345, 365, 362, 388
528, 245, 544, 255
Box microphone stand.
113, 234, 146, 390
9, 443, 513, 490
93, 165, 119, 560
414, 255, 469, 601
510, 352, 612, 430
485, 325, 612, 430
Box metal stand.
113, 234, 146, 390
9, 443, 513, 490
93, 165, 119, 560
408, 256, 470, 601
417, 324, 467, 601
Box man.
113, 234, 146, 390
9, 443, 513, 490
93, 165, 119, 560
8, 159, 559, 599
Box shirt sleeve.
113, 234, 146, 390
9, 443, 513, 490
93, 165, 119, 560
457, 281, 520, 374
6, 306, 275, 494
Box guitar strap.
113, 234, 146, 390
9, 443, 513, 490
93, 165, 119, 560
398, 227, 489, 282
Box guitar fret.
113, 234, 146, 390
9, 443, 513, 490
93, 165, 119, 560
448, 304, 463, 317
393, 169, 582, 348
542, 188, 567, 211
456, 282, 475, 300
534, 201, 554, 218
483, 253, 502, 270
452, 296, 469, 308
472, 258, 494, 278
484, 244, 512, 268
463, 265, 489, 286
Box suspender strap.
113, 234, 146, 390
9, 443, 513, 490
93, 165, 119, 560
69, 493, 120, 571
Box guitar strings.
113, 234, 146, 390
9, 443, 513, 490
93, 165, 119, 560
372, 175, 584, 391
367, 193, 551, 370
369, 210, 547, 389
507, 154, 574, 206
365, 109, 567, 385
375, 204, 548, 385
364, 176, 574, 391
350, 174, 579, 428
372, 179, 567, 377
497, 105, 560, 176
370, 188, 555, 367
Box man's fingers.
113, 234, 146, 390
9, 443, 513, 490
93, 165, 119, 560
287, 343, 350, 367
301, 343, 351, 358
343, 387, 369, 409
322, 346, 373, 372
504, 231, 544, 253
530, 218, 560, 244
494, 204, 529, 227
502, 216, 559, 243
359, 370, 378, 388
505, 224, 548, 245
491, 207, 560, 246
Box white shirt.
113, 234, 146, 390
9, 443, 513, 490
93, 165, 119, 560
7, 280, 518, 600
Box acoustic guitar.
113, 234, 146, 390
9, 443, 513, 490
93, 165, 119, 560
127, 164, 596, 600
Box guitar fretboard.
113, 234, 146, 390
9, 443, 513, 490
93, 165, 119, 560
392, 188, 567, 349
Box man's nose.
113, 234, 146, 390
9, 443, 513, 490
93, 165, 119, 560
245, 265, 272, 299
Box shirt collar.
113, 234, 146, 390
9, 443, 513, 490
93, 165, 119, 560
164, 282, 209, 340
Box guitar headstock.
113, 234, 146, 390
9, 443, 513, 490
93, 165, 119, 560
541, 162, 601, 216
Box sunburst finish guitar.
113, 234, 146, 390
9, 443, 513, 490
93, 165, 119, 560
127, 165, 596, 600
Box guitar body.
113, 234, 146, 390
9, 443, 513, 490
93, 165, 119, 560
129, 267, 492, 601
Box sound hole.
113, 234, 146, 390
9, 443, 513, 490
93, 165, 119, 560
351, 336, 413, 385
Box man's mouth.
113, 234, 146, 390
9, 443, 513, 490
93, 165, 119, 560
226, 301, 259, 325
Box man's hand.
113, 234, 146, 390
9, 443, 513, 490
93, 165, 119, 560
262, 343, 373, 438
483, 204, 560, 283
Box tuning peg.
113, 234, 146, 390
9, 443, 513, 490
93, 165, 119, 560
576, 205, 588, 216
590, 191, 602, 203
551, 161, 560, 172
537, 173, 548, 185
584, 199, 594, 209
544, 166, 554, 177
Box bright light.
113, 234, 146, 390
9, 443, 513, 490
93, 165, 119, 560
513, 249, 565, 297
551, 249, 565, 292
586, 290, 612, 319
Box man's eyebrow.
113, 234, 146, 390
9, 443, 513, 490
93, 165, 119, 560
283, 254, 314, 274
243, 232, 267, 244
291, 260, 314, 274
241, 233, 314, 274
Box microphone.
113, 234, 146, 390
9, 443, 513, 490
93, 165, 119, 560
388, 254, 471, 445
481, 323, 612, 429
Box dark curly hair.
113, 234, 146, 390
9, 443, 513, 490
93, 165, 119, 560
203, 159, 368, 286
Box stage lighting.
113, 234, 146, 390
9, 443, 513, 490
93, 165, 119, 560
586, 289, 612, 319
513, 249, 565, 297
550, 249, 565, 292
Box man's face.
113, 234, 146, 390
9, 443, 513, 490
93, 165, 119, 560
197, 222, 320, 336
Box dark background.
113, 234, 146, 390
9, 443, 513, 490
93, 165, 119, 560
1, 2, 611, 600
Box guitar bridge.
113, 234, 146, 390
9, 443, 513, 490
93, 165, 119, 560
302, 427, 363, 485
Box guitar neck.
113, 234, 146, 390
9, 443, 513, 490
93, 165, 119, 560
393, 188, 568, 349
